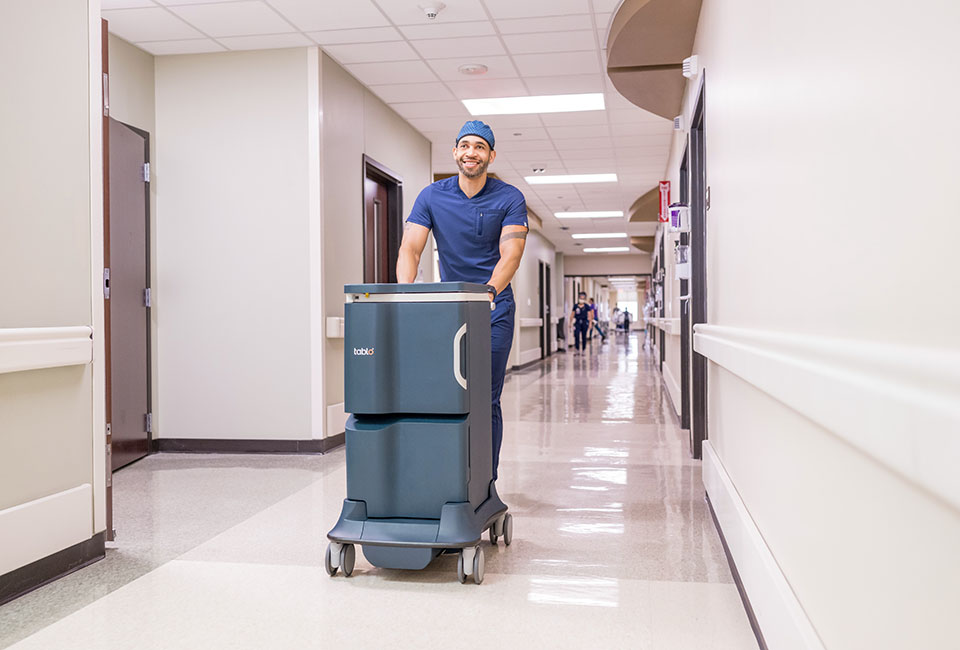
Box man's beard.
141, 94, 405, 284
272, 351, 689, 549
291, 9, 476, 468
457, 156, 488, 178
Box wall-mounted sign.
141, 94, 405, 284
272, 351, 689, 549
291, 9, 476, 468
658, 181, 670, 223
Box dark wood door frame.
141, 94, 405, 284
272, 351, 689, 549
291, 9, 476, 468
690, 76, 708, 459
362, 155, 403, 284
679, 149, 691, 432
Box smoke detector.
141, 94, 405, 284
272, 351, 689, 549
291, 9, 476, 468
673, 115, 684, 131
419, 3, 445, 20
682, 55, 698, 79
458, 63, 488, 76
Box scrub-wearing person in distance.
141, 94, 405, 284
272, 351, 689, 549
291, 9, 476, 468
589, 297, 607, 343
396, 120, 528, 482
571, 292, 591, 355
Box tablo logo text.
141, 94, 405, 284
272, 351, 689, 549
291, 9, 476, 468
353, 347, 375, 356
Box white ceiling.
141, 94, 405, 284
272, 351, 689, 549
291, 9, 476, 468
103, 0, 669, 256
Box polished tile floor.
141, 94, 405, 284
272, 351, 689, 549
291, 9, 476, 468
2, 333, 757, 649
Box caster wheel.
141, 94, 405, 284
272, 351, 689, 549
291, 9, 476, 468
489, 526, 499, 545
503, 513, 513, 547
457, 551, 467, 584
472, 545, 485, 585
324, 544, 338, 577
339, 544, 356, 577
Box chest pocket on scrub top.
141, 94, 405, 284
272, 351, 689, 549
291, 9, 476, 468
475, 209, 504, 242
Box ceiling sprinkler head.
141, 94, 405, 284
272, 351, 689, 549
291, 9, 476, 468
420, 3, 445, 20
458, 63, 488, 76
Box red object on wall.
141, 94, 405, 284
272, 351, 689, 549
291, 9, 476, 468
659, 181, 671, 222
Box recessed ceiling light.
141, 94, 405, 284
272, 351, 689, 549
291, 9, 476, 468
458, 63, 488, 76
525, 173, 618, 185
554, 210, 623, 218
583, 247, 631, 253
571, 232, 627, 239
462, 93, 604, 116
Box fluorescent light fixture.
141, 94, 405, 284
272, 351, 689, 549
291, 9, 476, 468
526, 173, 617, 185
463, 93, 604, 116
571, 232, 627, 240
555, 210, 623, 219
583, 247, 631, 253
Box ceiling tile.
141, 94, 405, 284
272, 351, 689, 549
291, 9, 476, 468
610, 121, 673, 136
102, 0, 156, 8
397, 20, 496, 39
494, 14, 591, 34
556, 148, 615, 160
591, 0, 621, 13
167, 1, 294, 38
102, 8, 204, 42
553, 136, 614, 150
375, 0, 489, 24
496, 127, 550, 141
345, 60, 438, 85
512, 51, 601, 77
268, 0, 389, 31
324, 41, 419, 64
483, 0, 590, 20
135, 38, 225, 55
219, 33, 313, 50
411, 36, 505, 59
539, 110, 608, 126
426, 55, 518, 81
502, 30, 596, 55
408, 116, 471, 133
478, 114, 546, 128
595, 12, 613, 32
368, 82, 455, 103
390, 101, 471, 119
444, 77, 529, 99
153, 0, 237, 4
307, 26, 402, 44
547, 124, 611, 139
494, 140, 556, 152
522, 74, 604, 95
608, 108, 669, 124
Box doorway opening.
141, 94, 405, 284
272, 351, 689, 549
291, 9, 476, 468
362, 155, 403, 284
690, 77, 708, 459
679, 149, 691, 432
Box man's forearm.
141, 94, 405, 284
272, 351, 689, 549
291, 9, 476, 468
487, 251, 522, 296
396, 248, 421, 284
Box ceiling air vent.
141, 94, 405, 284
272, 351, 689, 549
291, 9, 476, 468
673, 115, 684, 131
682, 55, 698, 79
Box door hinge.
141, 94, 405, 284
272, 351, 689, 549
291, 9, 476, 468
145, 412, 153, 434
142, 162, 150, 183
144, 287, 152, 307
103, 268, 110, 300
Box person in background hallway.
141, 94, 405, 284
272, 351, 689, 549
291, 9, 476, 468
396, 120, 528, 482
588, 297, 607, 343
622, 309, 631, 336
572, 292, 591, 355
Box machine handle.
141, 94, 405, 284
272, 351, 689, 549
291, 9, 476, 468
453, 323, 467, 390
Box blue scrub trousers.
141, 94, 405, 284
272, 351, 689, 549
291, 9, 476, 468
574, 320, 589, 350
490, 293, 515, 481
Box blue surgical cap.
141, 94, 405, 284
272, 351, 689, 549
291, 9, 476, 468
456, 120, 495, 150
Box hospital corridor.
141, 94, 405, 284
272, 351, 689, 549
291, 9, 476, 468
3, 0, 959, 648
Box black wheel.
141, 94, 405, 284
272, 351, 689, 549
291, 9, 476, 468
324, 544, 338, 577
503, 513, 513, 547
457, 551, 467, 584
340, 544, 356, 577
489, 526, 499, 545
472, 545, 485, 584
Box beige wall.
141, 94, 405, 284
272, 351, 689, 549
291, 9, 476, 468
669, 0, 960, 647
154, 48, 314, 440
320, 52, 432, 420
0, 0, 104, 574
563, 252, 651, 277
507, 228, 557, 367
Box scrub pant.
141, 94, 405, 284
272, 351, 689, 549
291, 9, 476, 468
574, 320, 589, 350
490, 294, 515, 481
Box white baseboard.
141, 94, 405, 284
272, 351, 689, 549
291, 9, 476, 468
704, 442, 825, 650
325, 402, 347, 438
0, 327, 93, 375
661, 359, 682, 417
0, 484, 93, 575
694, 324, 960, 513
519, 347, 541, 365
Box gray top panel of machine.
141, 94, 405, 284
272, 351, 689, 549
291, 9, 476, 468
344, 282, 493, 295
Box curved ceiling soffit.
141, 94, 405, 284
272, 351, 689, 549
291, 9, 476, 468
605, 0, 703, 121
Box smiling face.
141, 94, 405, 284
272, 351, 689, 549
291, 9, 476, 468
453, 135, 495, 179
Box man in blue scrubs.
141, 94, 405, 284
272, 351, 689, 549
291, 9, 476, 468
396, 120, 528, 481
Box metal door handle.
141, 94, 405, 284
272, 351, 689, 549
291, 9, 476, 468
453, 323, 467, 390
